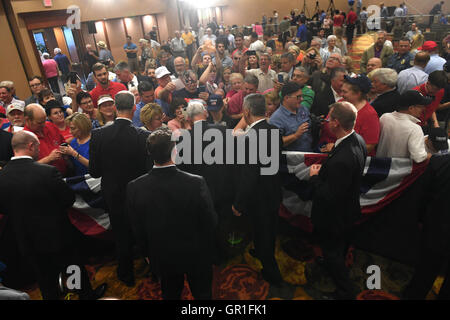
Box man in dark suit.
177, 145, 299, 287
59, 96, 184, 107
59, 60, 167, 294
0, 130, 13, 167
309, 101, 367, 299
179, 100, 234, 262
89, 90, 150, 286
0, 131, 106, 300
232, 93, 285, 287
127, 127, 217, 299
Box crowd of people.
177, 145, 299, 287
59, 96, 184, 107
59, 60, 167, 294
0, 2, 450, 301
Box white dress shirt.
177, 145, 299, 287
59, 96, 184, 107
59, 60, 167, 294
376, 112, 428, 163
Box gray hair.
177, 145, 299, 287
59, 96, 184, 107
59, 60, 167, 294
54, 48, 62, 54
0, 81, 14, 88
115, 90, 135, 111
371, 68, 398, 88
114, 61, 130, 73
330, 67, 347, 80
327, 35, 337, 42
244, 74, 259, 87
243, 93, 266, 117
186, 100, 207, 119
294, 67, 309, 77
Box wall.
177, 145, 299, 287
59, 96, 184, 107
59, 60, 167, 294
0, 1, 30, 99
221, 0, 441, 26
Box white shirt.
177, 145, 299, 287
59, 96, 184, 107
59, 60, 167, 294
331, 86, 342, 103
335, 130, 355, 148
248, 118, 266, 129
249, 40, 265, 53
397, 66, 428, 94
116, 117, 132, 122
11, 156, 33, 161
394, 7, 405, 17
376, 112, 428, 163
246, 68, 277, 93
152, 164, 176, 169
200, 34, 217, 46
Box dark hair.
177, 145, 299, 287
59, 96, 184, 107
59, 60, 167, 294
138, 81, 154, 95
45, 99, 64, 117
235, 33, 244, 40
329, 102, 357, 131
38, 88, 54, 104
414, 51, 430, 66
428, 70, 448, 89
169, 97, 187, 118
399, 37, 411, 43
343, 80, 367, 100
147, 127, 175, 164
244, 74, 259, 87
28, 75, 43, 83
115, 91, 135, 111
243, 93, 266, 117
76, 91, 92, 106
126, 35, 132, 40
92, 62, 107, 74
251, 32, 258, 39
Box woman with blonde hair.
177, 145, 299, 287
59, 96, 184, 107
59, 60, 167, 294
265, 91, 280, 118
59, 112, 92, 176
342, 56, 356, 77
333, 27, 348, 56
302, 47, 322, 75
96, 94, 117, 127
140, 103, 165, 132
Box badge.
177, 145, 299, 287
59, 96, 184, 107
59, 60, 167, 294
401, 59, 405, 64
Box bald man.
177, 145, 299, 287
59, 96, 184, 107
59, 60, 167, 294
366, 57, 382, 74
0, 130, 106, 300
23, 104, 67, 175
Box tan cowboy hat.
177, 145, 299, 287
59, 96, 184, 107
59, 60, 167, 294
97, 41, 107, 49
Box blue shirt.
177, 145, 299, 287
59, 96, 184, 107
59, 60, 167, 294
269, 104, 312, 152
124, 43, 138, 59
70, 138, 90, 176
132, 100, 146, 127
397, 66, 429, 94
132, 99, 167, 127
53, 53, 70, 75
296, 24, 308, 43
424, 54, 446, 74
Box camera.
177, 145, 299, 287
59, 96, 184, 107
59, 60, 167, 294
60, 143, 68, 147
308, 53, 316, 60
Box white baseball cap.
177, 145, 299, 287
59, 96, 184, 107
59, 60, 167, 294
155, 66, 171, 79
6, 103, 24, 115
97, 96, 115, 107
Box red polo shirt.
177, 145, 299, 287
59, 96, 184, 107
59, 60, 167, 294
24, 121, 67, 175
413, 83, 445, 126
90, 81, 127, 108
319, 102, 380, 156
347, 11, 358, 25
333, 14, 344, 27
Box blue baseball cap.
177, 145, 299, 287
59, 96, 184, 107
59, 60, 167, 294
207, 94, 224, 111
344, 74, 372, 94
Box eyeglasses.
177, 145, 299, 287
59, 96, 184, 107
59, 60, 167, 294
289, 95, 302, 100
30, 83, 41, 87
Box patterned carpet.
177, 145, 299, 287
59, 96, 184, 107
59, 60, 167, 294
21, 230, 444, 300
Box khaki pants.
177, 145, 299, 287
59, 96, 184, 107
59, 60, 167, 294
128, 57, 139, 73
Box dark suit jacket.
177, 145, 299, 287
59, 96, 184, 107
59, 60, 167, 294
0, 130, 13, 166
178, 120, 234, 207
371, 89, 400, 117
310, 132, 367, 235
89, 118, 150, 209
233, 120, 283, 217
0, 158, 76, 255
126, 166, 217, 273
308, 70, 336, 118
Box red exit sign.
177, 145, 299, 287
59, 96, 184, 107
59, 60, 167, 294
43, 0, 52, 7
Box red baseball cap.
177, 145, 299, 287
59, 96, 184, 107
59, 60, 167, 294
418, 41, 438, 51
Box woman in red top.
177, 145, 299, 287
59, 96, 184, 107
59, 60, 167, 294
45, 100, 73, 143
319, 75, 380, 156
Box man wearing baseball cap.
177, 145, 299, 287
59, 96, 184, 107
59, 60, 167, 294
376, 90, 432, 162
206, 94, 233, 128
418, 41, 446, 74
3, 103, 25, 133
155, 66, 175, 104
269, 81, 312, 151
